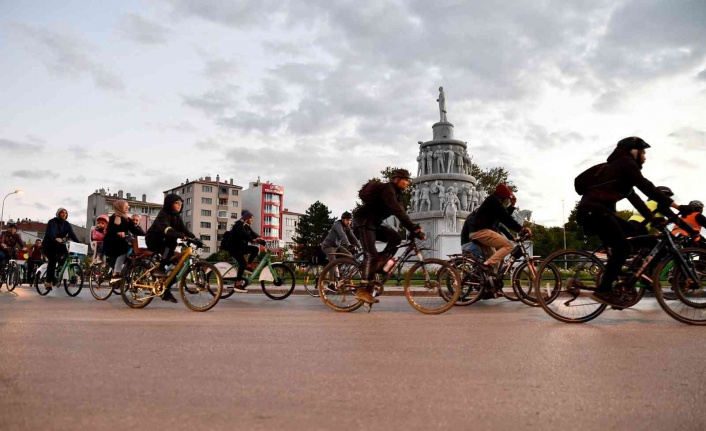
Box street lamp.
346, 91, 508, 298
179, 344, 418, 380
561, 199, 567, 250
1, 189, 23, 229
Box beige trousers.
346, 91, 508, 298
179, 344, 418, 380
469, 229, 514, 268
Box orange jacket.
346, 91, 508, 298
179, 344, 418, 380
671, 212, 705, 241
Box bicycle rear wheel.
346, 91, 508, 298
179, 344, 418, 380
405, 258, 461, 314
180, 261, 222, 311
88, 264, 113, 300
7, 263, 19, 292
63, 263, 84, 297
120, 261, 154, 309
512, 258, 559, 307
447, 257, 483, 306
535, 249, 607, 323
303, 265, 322, 297
653, 248, 706, 325
261, 263, 295, 300
318, 257, 364, 312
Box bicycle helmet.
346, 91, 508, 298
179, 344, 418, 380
96, 214, 109, 223
656, 186, 674, 197
7, 222, 17, 229
689, 200, 704, 211
616, 136, 650, 150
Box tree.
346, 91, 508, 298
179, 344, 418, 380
468, 163, 517, 195
292, 201, 335, 262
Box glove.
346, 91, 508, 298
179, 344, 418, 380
193, 238, 205, 248
678, 205, 695, 216
650, 216, 668, 228
257, 239, 267, 245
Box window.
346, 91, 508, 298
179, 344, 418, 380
285, 218, 297, 227
264, 228, 279, 237
265, 193, 280, 203
202, 246, 210, 253
231, 212, 238, 219
218, 222, 227, 230
186, 197, 192, 205
185, 210, 192, 217
220, 187, 227, 194
201, 210, 212, 216
231, 200, 239, 207
141, 207, 149, 214
182, 188, 185, 194
231, 190, 239, 196
200, 222, 211, 228
187, 186, 192, 192
264, 216, 279, 226
186, 222, 191, 229
219, 198, 228, 206
202, 197, 212, 205
264, 205, 279, 215
200, 234, 211, 241
218, 210, 227, 218
202, 186, 212, 193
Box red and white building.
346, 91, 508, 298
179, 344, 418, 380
242, 179, 284, 246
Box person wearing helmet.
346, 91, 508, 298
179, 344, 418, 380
576, 137, 692, 307
352, 168, 425, 304
468, 184, 531, 275
628, 186, 674, 233
25, 238, 44, 283
42, 208, 80, 290
0, 222, 24, 276
91, 214, 109, 264
320, 211, 362, 288
672, 200, 706, 245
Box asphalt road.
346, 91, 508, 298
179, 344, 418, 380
1, 284, 705, 431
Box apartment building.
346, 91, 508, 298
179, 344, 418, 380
164, 175, 243, 256
281, 208, 303, 250
86, 189, 162, 232
242, 179, 284, 246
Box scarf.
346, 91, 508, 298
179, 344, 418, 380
113, 200, 128, 224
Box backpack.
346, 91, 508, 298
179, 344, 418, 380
220, 229, 234, 252
574, 162, 611, 195
358, 180, 384, 203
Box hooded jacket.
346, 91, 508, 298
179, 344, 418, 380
470, 194, 521, 233
353, 181, 420, 232
580, 147, 673, 217
145, 194, 194, 247
42, 208, 79, 250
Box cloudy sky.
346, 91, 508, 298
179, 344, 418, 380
1, 0, 705, 228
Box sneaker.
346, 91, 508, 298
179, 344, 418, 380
590, 290, 625, 307
109, 276, 122, 284
355, 286, 379, 304
44, 282, 53, 291
326, 282, 337, 292
161, 290, 178, 303
479, 263, 497, 276
233, 280, 248, 293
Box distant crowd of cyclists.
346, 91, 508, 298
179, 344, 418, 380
2, 136, 704, 310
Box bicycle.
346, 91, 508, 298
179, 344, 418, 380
88, 237, 145, 300
34, 241, 86, 297
534, 212, 706, 324
301, 255, 327, 298
119, 238, 223, 312
317, 232, 462, 314
0, 259, 21, 292
217, 247, 296, 300
448, 232, 556, 306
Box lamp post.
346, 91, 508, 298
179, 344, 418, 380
561, 199, 567, 250
1, 189, 23, 229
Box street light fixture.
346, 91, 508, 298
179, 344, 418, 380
1, 189, 23, 229
561, 199, 567, 250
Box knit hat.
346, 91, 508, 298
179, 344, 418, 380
341, 211, 353, 219
56, 207, 67, 217
494, 184, 513, 200
241, 210, 254, 220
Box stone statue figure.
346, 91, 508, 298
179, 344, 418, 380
437, 86, 447, 122
470, 186, 479, 212
478, 189, 488, 204
416, 151, 423, 176
425, 149, 433, 176
419, 182, 431, 212
409, 187, 418, 214
456, 148, 464, 173
463, 151, 473, 175
460, 184, 469, 211
513, 209, 533, 226
434, 148, 445, 173
446, 148, 455, 173
435, 180, 446, 212
444, 196, 458, 232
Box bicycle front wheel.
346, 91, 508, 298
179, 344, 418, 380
303, 265, 322, 297
318, 257, 364, 312
261, 263, 295, 300
447, 257, 483, 306
63, 263, 84, 297
88, 264, 113, 300
120, 261, 154, 309
512, 258, 559, 307
7, 263, 19, 292
34, 271, 51, 296
653, 248, 706, 325
180, 261, 222, 311
405, 258, 461, 314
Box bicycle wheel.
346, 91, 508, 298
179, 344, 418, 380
213, 263, 237, 299
7, 263, 19, 292
180, 261, 222, 311
120, 261, 154, 309
261, 263, 295, 300
303, 265, 322, 297
63, 263, 84, 297
34, 271, 51, 296
318, 257, 364, 312
405, 258, 461, 314
512, 258, 560, 307
653, 247, 706, 325
535, 249, 607, 323
88, 264, 113, 300
447, 257, 483, 306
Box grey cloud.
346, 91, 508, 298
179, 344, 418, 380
183, 85, 239, 117
33, 203, 51, 211
67, 146, 89, 160
118, 13, 170, 45
14, 24, 124, 91
666, 155, 699, 170
0, 138, 44, 153
668, 127, 706, 150
12, 170, 59, 180
165, 0, 286, 28
698, 68, 706, 80
203, 58, 239, 81
68, 175, 87, 183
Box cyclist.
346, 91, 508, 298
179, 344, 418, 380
320, 211, 361, 288
352, 168, 424, 304
576, 137, 691, 307
105, 201, 143, 284
461, 192, 517, 258
146, 194, 196, 303
0, 222, 24, 275
469, 184, 531, 275
42, 208, 80, 290
228, 210, 266, 293
25, 238, 44, 283
671, 200, 706, 245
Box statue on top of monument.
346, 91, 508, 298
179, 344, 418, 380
437, 86, 447, 123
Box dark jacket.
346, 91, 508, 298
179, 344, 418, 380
104, 215, 143, 258
321, 220, 361, 249
145, 194, 194, 249
42, 217, 79, 251
353, 182, 420, 231
580, 147, 673, 217
471, 194, 522, 233
231, 220, 260, 250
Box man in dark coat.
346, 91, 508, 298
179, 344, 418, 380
42, 208, 80, 289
